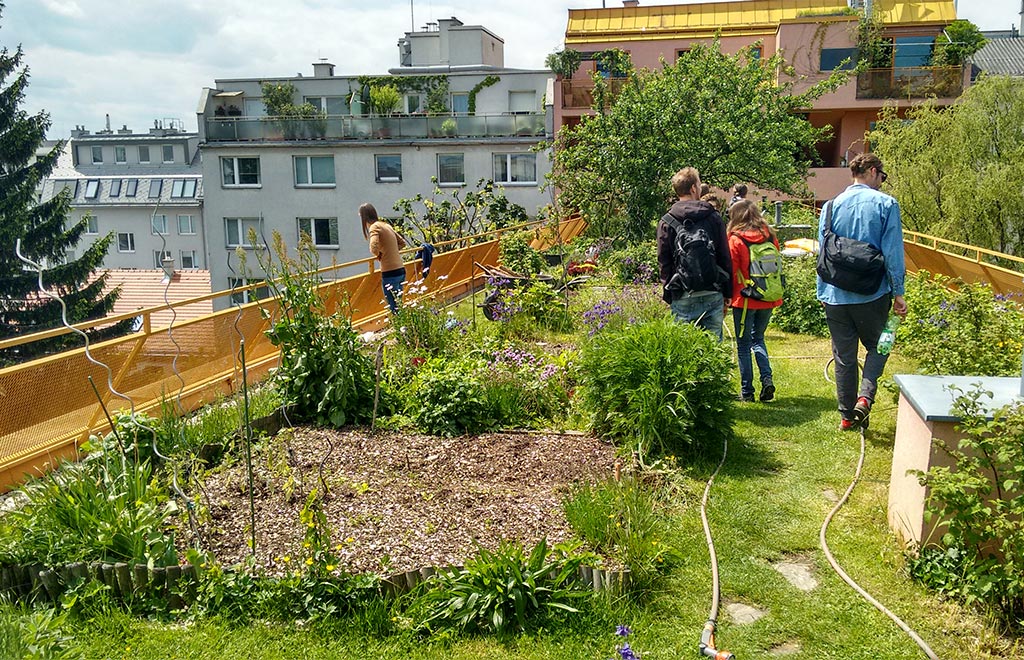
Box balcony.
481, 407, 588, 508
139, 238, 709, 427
561, 78, 627, 110
856, 66, 964, 100
204, 113, 547, 142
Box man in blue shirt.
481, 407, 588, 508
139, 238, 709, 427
817, 153, 907, 430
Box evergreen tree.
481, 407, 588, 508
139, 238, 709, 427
0, 3, 127, 364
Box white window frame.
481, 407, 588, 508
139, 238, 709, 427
221, 157, 261, 187
303, 95, 348, 115
225, 217, 263, 248
162, 145, 174, 163
293, 155, 336, 187
171, 179, 198, 198
91, 146, 103, 164
451, 92, 469, 115
437, 153, 465, 186
115, 146, 126, 164
151, 214, 168, 235
492, 153, 538, 185
138, 146, 150, 163
154, 250, 173, 269
297, 217, 340, 248
180, 250, 198, 270
84, 215, 99, 235
177, 214, 195, 235
375, 154, 402, 183
117, 232, 135, 253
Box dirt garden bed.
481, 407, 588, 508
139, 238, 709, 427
182, 427, 619, 575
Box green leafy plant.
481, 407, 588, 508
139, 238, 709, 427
931, 20, 986, 67
413, 539, 588, 636
768, 254, 828, 337
545, 49, 582, 79
0, 605, 78, 660
257, 232, 377, 427
499, 230, 544, 276
899, 272, 1024, 376
406, 357, 492, 436
369, 84, 401, 116
563, 475, 677, 591
606, 241, 658, 285
912, 387, 1024, 621
393, 179, 528, 248
390, 286, 460, 358
578, 315, 734, 456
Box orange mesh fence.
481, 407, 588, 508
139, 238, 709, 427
0, 217, 585, 491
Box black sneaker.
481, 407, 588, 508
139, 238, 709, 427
852, 397, 871, 427
760, 383, 776, 402
738, 393, 755, 403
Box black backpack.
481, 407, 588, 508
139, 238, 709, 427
663, 215, 726, 294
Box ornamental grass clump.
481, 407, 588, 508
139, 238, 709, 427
578, 315, 733, 456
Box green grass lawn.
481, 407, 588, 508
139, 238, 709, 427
48, 331, 1023, 658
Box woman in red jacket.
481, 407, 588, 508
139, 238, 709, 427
728, 200, 783, 402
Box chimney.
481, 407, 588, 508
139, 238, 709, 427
623, 0, 639, 6
161, 256, 175, 282
312, 59, 335, 77
117, 125, 132, 135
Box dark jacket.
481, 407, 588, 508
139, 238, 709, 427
656, 199, 732, 303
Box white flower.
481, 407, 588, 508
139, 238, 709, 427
400, 326, 407, 333
437, 275, 449, 281
447, 311, 455, 316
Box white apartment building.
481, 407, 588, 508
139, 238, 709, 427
39, 122, 206, 273
197, 17, 554, 309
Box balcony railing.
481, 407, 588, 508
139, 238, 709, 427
204, 113, 547, 142
561, 78, 628, 110
856, 66, 964, 100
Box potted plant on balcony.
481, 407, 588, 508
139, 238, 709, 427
370, 84, 401, 137
441, 118, 457, 137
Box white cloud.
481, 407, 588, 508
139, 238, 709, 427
38, 0, 84, 19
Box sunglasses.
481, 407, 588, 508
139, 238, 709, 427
877, 168, 888, 183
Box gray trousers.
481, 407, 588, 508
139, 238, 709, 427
824, 295, 891, 419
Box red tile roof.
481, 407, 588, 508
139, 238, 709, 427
99, 269, 213, 329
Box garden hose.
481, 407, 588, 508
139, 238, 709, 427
698, 435, 735, 660
820, 358, 940, 660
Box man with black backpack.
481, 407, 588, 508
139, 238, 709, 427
657, 167, 732, 341
816, 153, 907, 431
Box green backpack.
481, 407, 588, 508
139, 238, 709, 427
738, 236, 784, 303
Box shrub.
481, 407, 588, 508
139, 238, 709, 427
498, 230, 544, 276
578, 316, 733, 456
259, 233, 376, 427
911, 386, 1024, 622
481, 344, 572, 427
769, 254, 828, 337
900, 271, 1024, 376
578, 284, 664, 336
484, 281, 573, 336
0, 458, 175, 566
562, 476, 677, 591
606, 241, 659, 285
413, 539, 588, 636
406, 357, 493, 436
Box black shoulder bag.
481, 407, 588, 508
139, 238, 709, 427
816, 200, 887, 295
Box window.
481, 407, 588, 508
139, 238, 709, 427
493, 153, 537, 184
125, 179, 138, 197
676, 49, 691, 61
56, 180, 79, 197
437, 153, 465, 185
177, 214, 195, 235
748, 45, 763, 60
84, 179, 100, 199
225, 217, 262, 247
162, 145, 174, 163
115, 146, 126, 164
91, 146, 103, 164
243, 98, 266, 118
154, 250, 173, 268
84, 215, 99, 234
375, 154, 402, 182
151, 214, 168, 235
820, 47, 858, 71
221, 157, 261, 186
171, 179, 198, 197
293, 155, 335, 186
508, 91, 536, 114
138, 146, 150, 163
228, 277, 269, 305
405, 94, 422, 114
304, 96, 349, 115
117, 232, 135, 253
109, 179, 122, 197
148, 179, 163, 198
894, 36, 934, 69
451, 92, 469, 114
297, 217, 339, 247
180, 250, 198, 269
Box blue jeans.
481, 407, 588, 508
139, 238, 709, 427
381, 269, 406, 312
669, 292, 724, 341
732, 306, 774, 398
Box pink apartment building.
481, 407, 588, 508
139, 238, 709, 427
555, 0, 963, 200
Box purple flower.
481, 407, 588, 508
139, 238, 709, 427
618, 642, 639, 660
615, 624, 632, 637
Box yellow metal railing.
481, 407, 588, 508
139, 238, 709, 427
903, 230, 1024, 296
0, 216, 586, 491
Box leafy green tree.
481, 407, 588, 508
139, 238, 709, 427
550, 41, 846, 242
932, 20, 986, 67
393, 179, 529, 249
0, 5, 125, 364
870, 76, 1024, 255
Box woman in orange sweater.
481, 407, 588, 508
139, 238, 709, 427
728, 200, 783, 402
359, 202, 406, 312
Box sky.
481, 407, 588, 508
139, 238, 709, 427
4, 0, 1021, 140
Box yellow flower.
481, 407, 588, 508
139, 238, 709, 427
335, 544, 343, 551
282, 556, 291, 563
326, 564, 335, 571
345, 537, 354, 544
305, 558, 313, 566
303, 542, 311, 548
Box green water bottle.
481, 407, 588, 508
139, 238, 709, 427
877, 312, 901, 356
